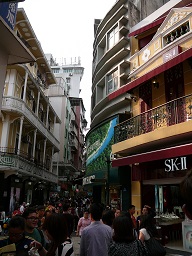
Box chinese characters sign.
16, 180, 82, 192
0, 2, 18, 29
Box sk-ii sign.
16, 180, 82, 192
0, 2, 18, 29
164, 157, 187, 172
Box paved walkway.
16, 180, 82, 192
71, 232, 80, 256
70, 232, 192, 256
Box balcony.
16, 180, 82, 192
2, 97, 59, 150
0, 148, 57, 183
113, 94, 192, 156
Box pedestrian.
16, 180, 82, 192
36, 205, 46, 229
80, 203, 112, 256
114, 208, 121, 218
30, 213, 75, 256
62, 204, 74, 238
137, 205, 156, 229
128, 205, 137, 229
22, 207, 45, 246
108, 214, 148, 256
19, 202, 26, 214
139, 214, 159, 243
76, 210, 91, 237
102, 209, 115, 228
139, 214, 166, 256
0, 215, 34, 255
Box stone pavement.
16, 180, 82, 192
70, 232, 192, 256
71, 232, 80, 256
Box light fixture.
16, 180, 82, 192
131, 95, 137, 102
152, 77, 159, 89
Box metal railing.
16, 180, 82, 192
114, 93, 192, 143
0, 147, 50, 171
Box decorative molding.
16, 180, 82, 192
0, 155, 58, 183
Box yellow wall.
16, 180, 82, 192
132, 181, 141, 217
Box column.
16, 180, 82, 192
50, 146, 54, 173
43, 139, 47, 165
46, 105, 50, 128
36, 91, 40, 115
18, 116, 24, 155
32, 129, 37, 160
23, 72, 28, 102
0, 114, 10, 150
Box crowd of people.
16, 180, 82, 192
0, 171, 191, 256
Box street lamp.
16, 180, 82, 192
106, 156, 111, 207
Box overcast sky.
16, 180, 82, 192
19, 0, 116, 126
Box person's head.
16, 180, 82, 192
115, 208, 121, 218
89, 203, 103, 221
83, 210, 89, 219
128, 205, 135, 215
102, 209, 115, 227
43, 213, 68, 256
112, 215, 135, 243
180, 171, 192, 220
139, 214, 157, 236
142, 206, 149, 215
36, 205, 45, 218
22, 207, 38, 231
8, 216, 25, 243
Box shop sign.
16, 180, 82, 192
163, 46, 181, 63
83, 175, 95, 185
164, 156, 187, 172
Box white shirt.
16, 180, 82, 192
139, 228, 150, 240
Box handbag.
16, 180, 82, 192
144, 231, 166, 256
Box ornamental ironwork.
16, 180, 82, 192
114, 93, 192, 143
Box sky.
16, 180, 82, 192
18, 0, 116, 127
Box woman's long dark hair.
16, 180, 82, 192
42, 213, 68, 256
139, 214, 158, 237
112, 214, 135, 243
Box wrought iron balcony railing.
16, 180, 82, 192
0, 147, 50, 171
114, 93, 192, 143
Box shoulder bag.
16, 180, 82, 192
144, 231, 166, 256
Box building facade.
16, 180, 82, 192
112, 0, 192, 217
86, 0, 190, 209
45, 55, 87, 198
0, 8, 60, 212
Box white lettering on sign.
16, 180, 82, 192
83, 175, 95, 185
164, 157, 187, 172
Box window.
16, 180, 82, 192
107, 26, 119, 50
52, 68, 60, 73
107, 70, 118, 94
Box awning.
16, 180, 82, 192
0, 17, 35, 64
112, 142, 192, 167
128, 16, 166, 37
108, 47, 192, 101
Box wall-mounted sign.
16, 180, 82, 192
163, 46, 181, 63
83, 175, 95, 186
164, 156, 187, 172
0, 2, 18, 29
